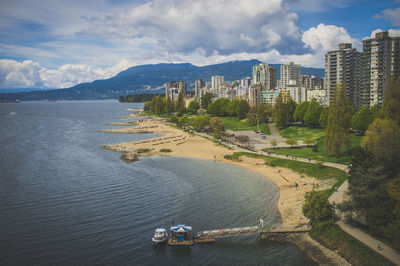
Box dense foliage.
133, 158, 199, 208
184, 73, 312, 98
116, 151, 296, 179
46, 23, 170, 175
319, 107, 329, 127
200, 92, 213, 109
303, 190, 333, 222
325, 84, 351, 157
187, 100, 200, 114
304, 99, 323, 127
119, 93, 158, 102
348, 76, 400, 250
273, 94, 296, 128
293, 101, 309, 123
206, 98, 250, 118
351, 107, 375, 134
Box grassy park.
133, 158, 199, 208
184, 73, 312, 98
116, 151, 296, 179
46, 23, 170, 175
264, 125, 362, 165
218, 116, 271, 134
279, 125, 325, 140
225, 152, 347, 197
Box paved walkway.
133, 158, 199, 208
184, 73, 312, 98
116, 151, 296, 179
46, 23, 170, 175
329, 182, 400, 265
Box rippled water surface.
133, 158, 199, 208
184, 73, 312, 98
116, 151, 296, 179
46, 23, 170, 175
0, 101, 312, 265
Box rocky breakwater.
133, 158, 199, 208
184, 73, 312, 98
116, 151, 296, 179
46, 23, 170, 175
101, 144, 153, 162
120, 151, 139, 162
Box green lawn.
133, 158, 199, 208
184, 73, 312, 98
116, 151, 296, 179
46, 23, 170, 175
279, 125, 325, 141
227, 152, 347, 197
266, 125, 363, 165
218, 116, 270, 134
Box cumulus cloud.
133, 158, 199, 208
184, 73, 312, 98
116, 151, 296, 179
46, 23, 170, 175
0, 21, 360, 90
0, 59, 133, 90
283, 0, 350, 12
0, 60, 44, 89
79, 0, 307, 56
0, 0, 366, 89
366, 28, 400, 39
302, 23, 358, 51
374, 7, 400, 26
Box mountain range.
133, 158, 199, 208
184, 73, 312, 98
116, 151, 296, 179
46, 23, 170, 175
0, 59, 324, 101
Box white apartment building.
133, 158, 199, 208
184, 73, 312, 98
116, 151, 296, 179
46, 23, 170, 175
280, 62, 301, 88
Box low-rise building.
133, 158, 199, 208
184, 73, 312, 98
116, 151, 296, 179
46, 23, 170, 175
307, 89, 327, 106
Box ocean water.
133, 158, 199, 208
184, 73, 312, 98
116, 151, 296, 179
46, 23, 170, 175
0, 101, 312, 265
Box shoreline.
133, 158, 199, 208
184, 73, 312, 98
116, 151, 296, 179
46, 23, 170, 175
101, 112, 350, 265
102, 115, 318, 227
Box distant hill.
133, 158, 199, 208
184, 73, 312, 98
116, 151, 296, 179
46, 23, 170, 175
0, 60, 324, 101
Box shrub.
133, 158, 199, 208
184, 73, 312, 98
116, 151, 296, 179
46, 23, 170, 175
303, 190, 333, 223
159, 149, 172, 153
137, 148, 151, 153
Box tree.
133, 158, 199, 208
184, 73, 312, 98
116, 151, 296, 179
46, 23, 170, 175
384, 175, 400, 249
285, 138, 298, 148
351, 107, 374, 134
210, 117, 225, 131
237, 100, 250, 119
325, 84, 352, 157
187, 100, 200, 114
293, 101, 309, 123
302, 191, 333, 223
382, 76, 400, 125
285, 98, 297, 126
273, 94, 287, 127
319, 107, 329, 127
191, 116, 210, 132
257, 103, 273, 123
144, 101, 151, 112
175, 92, 186, 114
176, 115, 188, 127
304, 138, 315, 147
201, 92, 213, 109
150, 95, 165, 114
228, 99, 240, 116
304, 100, 323, 127
207, 98, 230, 116
165, 96, 174, 114
246, 106, 257, 126
362, 118, 400, 165
210, 117, 225, 141
348, 148, 396, 232
269, 139, 278, 149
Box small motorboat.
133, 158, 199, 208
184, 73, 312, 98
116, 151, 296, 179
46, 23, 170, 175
152, 228, 168, 245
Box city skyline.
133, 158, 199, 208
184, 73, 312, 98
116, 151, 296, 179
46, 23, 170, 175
0, 0, 399, 90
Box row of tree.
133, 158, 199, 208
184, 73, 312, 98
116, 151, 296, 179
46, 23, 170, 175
144, 92, 190, 115
144, 92, 252, 120
119, 93, 158, 103
276, 94, 380, 135
346, 76, 400, 249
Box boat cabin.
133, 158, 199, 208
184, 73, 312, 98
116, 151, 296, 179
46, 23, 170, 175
168, 224, 194, 246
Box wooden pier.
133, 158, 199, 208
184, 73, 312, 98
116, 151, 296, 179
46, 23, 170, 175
195, 219, 310, 243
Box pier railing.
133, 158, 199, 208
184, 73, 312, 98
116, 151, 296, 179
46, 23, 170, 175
196, 219, 310, 240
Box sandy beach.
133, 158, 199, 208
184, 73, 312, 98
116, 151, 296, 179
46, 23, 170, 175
102, 115, 325, 228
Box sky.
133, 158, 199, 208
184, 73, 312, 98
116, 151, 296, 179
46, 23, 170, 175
0, 0, 399, 90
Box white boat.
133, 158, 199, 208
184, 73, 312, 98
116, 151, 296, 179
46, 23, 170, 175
152, 228, 168, 244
